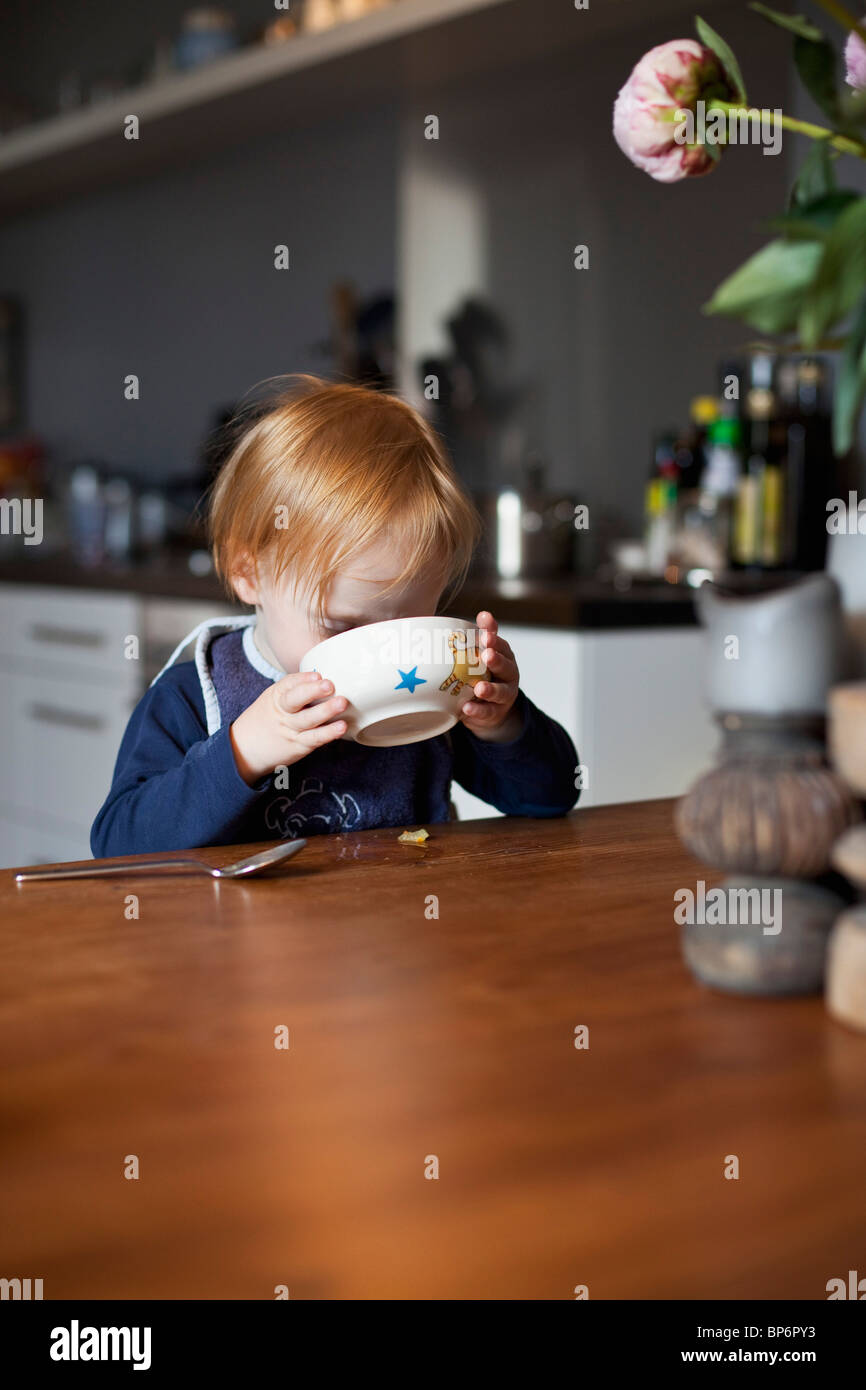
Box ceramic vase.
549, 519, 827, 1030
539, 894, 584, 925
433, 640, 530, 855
677, 574, 852, 995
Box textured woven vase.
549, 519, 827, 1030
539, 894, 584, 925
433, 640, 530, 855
676, 743, 860, 878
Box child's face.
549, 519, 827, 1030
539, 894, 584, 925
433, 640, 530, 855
235, 538, 450, 674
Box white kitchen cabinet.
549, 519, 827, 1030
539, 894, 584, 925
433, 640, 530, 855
0, 585, 141, 684
573, 628, 719, 808
0, 667, 139, 828
449, 624, 718, 820
0, 586, 238, 868
0, 810, 103, 870
0, 585, 143, 868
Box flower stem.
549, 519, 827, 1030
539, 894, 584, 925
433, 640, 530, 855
710, 102, 866, 158
778, 112, 865, 154
812, 0, 866, 44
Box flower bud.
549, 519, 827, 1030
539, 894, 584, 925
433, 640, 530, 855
845, 21, 866, 93
613, 39, 730, 183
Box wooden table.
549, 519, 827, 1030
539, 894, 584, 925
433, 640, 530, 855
1, 800, 864, 1300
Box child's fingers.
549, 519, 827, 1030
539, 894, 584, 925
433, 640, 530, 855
480, 645, 519, 683
464, 680, 517, 709
287, 694, 348, 732
460, 701, 491, 718
460, 694, 516, 720
275, 672, 334, 714
480, 630, 515, 662
294, 716, 348, 748
473, 611, 497, 652
473, 617, 518, 676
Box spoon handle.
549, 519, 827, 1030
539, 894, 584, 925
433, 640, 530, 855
15, 857, 208, 882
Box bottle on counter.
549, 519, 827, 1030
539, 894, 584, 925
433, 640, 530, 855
645, 475, 678, 575
653, 430, 680, 482
733, 352, 786, 570
677, 396, 719, 491
103, 477, 133, 561
777, 357, 838, 572
643, 432, 681, 575
67, 464, 105, 568
137, 491, 168, 552
673, 397, 719, 516
695, 416, 742, 573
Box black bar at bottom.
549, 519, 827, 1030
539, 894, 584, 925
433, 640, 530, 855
0, 1298, 861, 1375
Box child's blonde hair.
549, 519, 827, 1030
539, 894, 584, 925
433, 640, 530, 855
209, 375, 482, 628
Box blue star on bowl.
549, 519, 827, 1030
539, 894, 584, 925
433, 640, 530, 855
394, 666, 427, 694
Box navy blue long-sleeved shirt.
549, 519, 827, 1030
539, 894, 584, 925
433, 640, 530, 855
91, 630, 580, 857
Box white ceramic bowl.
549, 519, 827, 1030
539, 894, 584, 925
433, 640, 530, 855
299, 615, 489, 746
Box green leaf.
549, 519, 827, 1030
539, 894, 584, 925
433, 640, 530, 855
799, 197, 866, 347
695, 15, 747, 104
833, 293, 866, 454
769, 190, 860, 239
789, 141, 837, 209
749, 4, 824, 41
794, 37, 866, 141
704, 238, 824, 334
794, 35, 841, 123
764, 218, 833, 242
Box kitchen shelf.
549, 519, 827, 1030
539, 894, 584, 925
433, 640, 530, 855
0, 0, 697, 219
0, 0, 508, 217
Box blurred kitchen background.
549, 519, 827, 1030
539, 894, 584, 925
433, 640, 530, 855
0, 0, 862, 865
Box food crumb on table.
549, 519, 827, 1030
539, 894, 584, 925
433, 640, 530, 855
397, 827, 430, 844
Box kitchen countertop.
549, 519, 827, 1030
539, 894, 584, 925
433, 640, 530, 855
0, 550, 699, 629
1, 799, 864, 1298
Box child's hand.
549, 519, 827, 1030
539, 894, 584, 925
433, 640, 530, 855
229, 673, 348, 786
458, 610, 523, 742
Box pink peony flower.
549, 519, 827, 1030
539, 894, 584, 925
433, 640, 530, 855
613, 39, 729, 183
844, 21, 866, 92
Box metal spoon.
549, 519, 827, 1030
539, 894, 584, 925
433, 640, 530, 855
15, 838, 307, 883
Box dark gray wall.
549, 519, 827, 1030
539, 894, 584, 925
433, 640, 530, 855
0, 108, 398, 481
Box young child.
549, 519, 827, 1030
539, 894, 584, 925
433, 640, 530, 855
91, 377, 580, 856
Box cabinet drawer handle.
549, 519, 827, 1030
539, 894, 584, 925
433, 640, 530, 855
28, 703, 106, 732
29, 623, 105, 649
